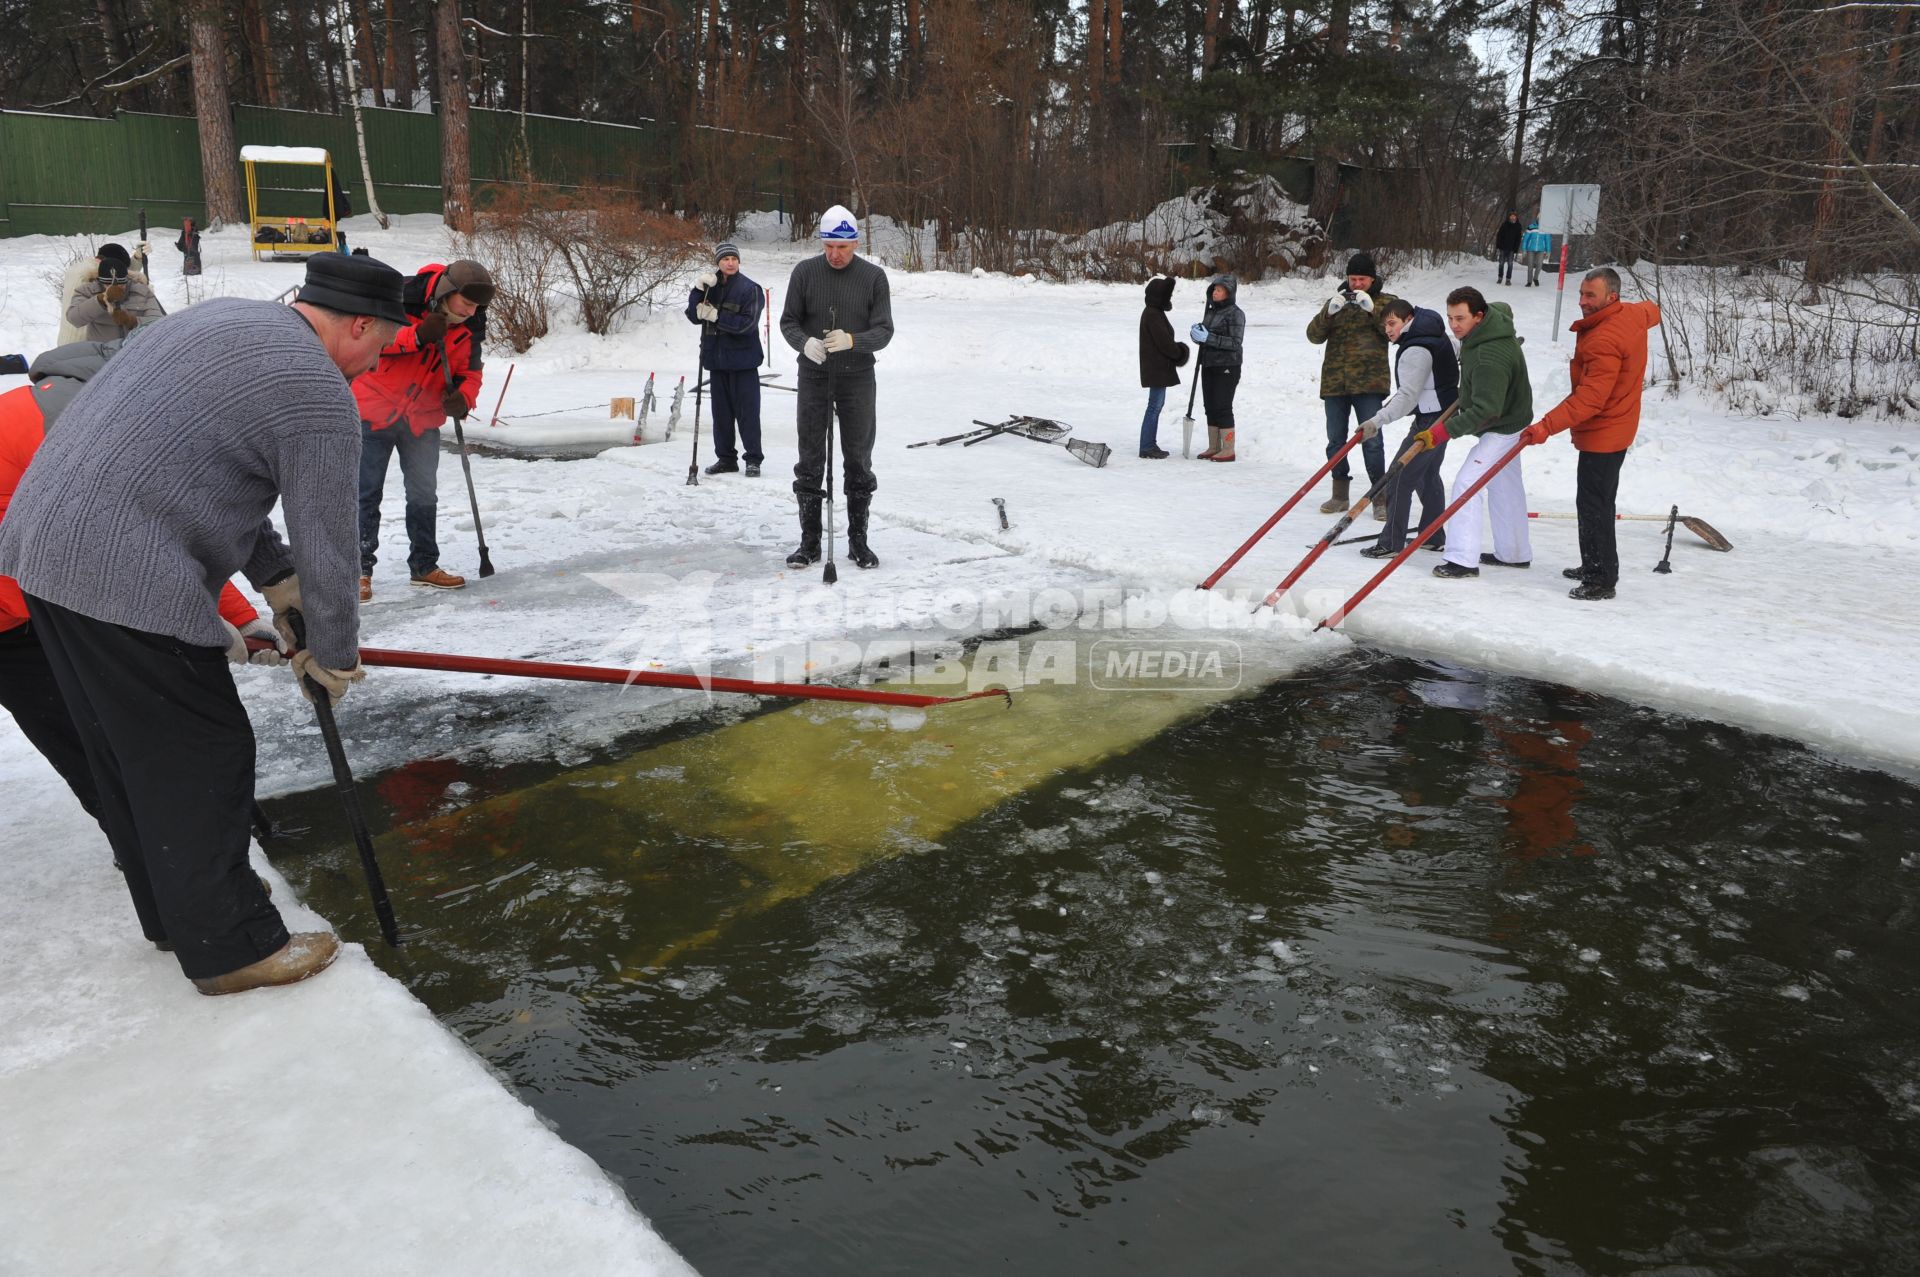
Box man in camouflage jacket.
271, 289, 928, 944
1305, 252, 1398, 516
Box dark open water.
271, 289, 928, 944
270, 651, 1920, 1275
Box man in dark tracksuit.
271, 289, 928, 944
688, 241, 766, 476
780, 204, 894, 570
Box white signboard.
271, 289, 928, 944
1538, 183, 1600, 236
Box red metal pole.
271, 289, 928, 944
486, 363, 515, 428
247, 640, 1010, 709
1196, 431, 1363, 590
1316, 434, 1535, 632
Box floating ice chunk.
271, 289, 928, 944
1577, 948, 1602, 963
886, 708, 927, 732
1269, 940, 1306, 965
1144, 871, 1163, 885
1718, 882, 1747, 896
1778, 983, 1811, 1001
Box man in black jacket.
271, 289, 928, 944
688, 242, 766, 476
1495, 212, 1523, 285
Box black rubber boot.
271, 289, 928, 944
846, 496, 879, 569
786, 497, 822, 567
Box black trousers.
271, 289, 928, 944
1378, 411, 1450, 553
0, 622, 103, 824
708, 367, 764, 465
1200, 365, 1240, 428
25, 597, 287, 979
1576, 449, 1628, 585
793, 362, 877, 500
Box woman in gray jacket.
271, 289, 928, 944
1191, 275, 1245, 462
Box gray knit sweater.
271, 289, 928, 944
779, 254, 894, 369
0, 298, 363, 667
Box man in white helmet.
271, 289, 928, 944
778, 203, 894, 569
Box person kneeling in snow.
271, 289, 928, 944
1136, 276, 1189, 459
1519, 267, 1662, 601
352, 259, 494, 601
1430, 287, 1535, 579
0, 252, 405, 996
1191, 275, 1246, 461
1357, 300, 1457, 559
688, 241, 766, 476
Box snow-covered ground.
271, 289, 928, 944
1, 210, 1916, 1271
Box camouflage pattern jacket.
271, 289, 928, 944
1304, 284, 1397, 398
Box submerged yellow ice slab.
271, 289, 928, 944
381, 659, 1247, 970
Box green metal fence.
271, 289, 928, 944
0, 104, 784, 238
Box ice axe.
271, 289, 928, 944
1180, 303, 1204, 457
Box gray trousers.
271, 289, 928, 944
793, 362, 877, 500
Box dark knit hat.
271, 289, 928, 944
96, 243, 131, 279
714, 241, 741, 263
431, 259, 496, 307
1345, 252, 1378, 279
296, 252, 408, 325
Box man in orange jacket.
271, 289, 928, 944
0, 342, 279, 836
1520, 267, 1662, 601
352, 260, 493, 601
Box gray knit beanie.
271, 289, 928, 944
714, 242, 741, 264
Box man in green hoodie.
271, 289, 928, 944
1421, 286, 1535, 578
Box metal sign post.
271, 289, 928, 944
1540, 183, 1601, 341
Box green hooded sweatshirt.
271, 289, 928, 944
1450, 302, 1532, 436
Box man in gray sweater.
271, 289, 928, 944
779, 204, 894, 570
0, 253, 406, 996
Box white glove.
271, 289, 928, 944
1355, 292, 1374, 313
696, 302, 719, 322
292, 649, 365, 705
697, 270, 717, 288
259, 574, 303, 651
823, 329, 854, 353
223, 618, 287, 666
1326, 295, 1345, 316
1359, 417, 1381, 440
803, 336, 828, 365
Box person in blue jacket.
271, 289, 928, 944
1521, 220, 1553, 287
688, 242, 766, 476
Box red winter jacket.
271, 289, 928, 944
0, 381, 258, 634
351, 263, 484, 437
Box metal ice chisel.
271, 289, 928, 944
992, 497, 1009, 530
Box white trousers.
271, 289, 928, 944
1443, 429, 1532, 568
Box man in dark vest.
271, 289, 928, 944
1357, 300, 1459, 558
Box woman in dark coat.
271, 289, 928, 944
1136, 276, 1189, 459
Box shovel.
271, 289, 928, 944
1527, 510, 1733, 551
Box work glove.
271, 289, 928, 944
1190, 324, 1210, 343
803, 336, 827, 365
1326, 295, 1346, 316
1359, 417, 1381, 440
223, 618, 286, 667
698, 270, 718, 289
259, 574, 303, 651
1414, 422, 1451, 451
441, 387, 470, 419
1520, 422, 1550, 445
1354, 292, 1374, 313
414, 311, 449, 345
103, 283, 128, 305
696, 302, 719, 323
111, 309, 138, 330
292, 650, 365, 706
823, 329, 854, 353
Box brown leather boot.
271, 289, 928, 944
409, 567, 467, 590
1197, 427, 1222, 460
1210, 429, 1236, 461
192, 932, 340, 996
1318, 479, 1350, 514
358, 576, 373, 603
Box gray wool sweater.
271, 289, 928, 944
0, 298, 363, 667
779, 254, 894, 369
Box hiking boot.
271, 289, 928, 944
1432, 561, 1479, 579
846, 496, 880, 569
410, 568, 466, 590
1569, 582, 1616, 601
1319, 479, 1350, 514
1479, 553, 1530, 568
787, 497, 823, 568
1197, 427, 1222, 460
1561, 566, 1593, 580
358, 576, 372, 603
1210, 429, 1236, 461
1371, 498, 1388, 522
745, 463, 762, 477
191, 932, 339, 996
704, 458, 740, 475
1139, 447, 1170, 459
1360, 542, 1399, 559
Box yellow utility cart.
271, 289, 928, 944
241, 144, 343, 261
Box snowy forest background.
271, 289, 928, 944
0, 0, 1915, 414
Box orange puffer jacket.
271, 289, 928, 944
1538, 299, 1662, 452
0, 382, 259, 633
351, 264, 483, 437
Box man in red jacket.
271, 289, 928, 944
352, 260, 493, 601
1520, 267, 1662, 601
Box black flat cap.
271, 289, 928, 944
295, 252, 408, 326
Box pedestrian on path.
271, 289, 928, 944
1522, 220, 1553, 286
1495, 212, 1523, 286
